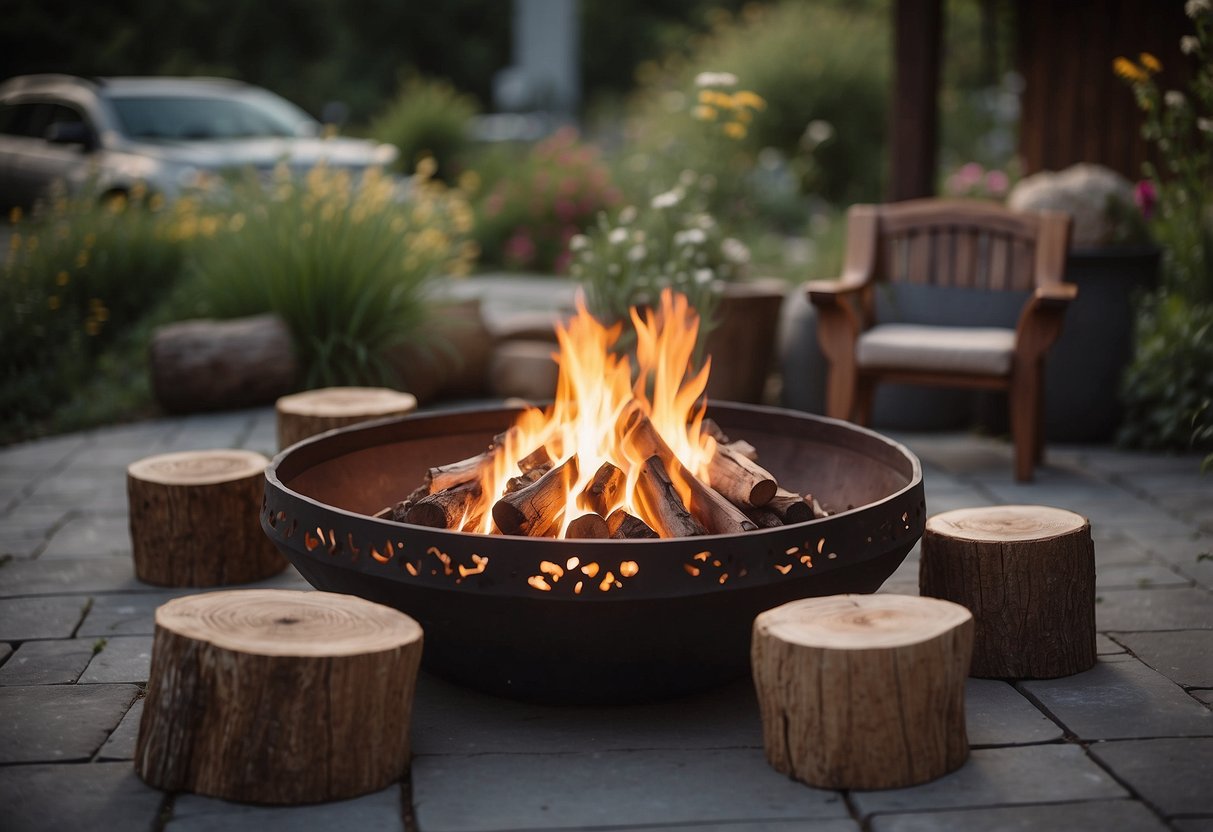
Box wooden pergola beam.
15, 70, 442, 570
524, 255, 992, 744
890, 0, 943, 201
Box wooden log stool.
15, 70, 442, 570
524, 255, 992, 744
920, 505, 1096, 679
752, 594, 973, 790
128, 450, 285, 587
276, 386, 418, 450
135, 589, 424, 804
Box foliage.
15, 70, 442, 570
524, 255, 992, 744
1114, 4, 1213, 454
189, 161, 477, 388
622, 2, 889, 215
473, 128, 622, 273
570, 171, 750, 350
370, 76, 479, 179
0, 186, 192, 442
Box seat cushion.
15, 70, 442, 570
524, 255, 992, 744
856, 324, 1017, 376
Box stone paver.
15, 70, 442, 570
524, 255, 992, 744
77, 591, 196, 637
167, 785, 405, 831
1192, 689, 1213, 708
412, 749, 848, 831
1096, 563, 1190, 589
623, 824, 859, 832
0, 641, 10, 664
1088, 738, 1213, 817
0, 761, 164, 832
1114, 630, 1213, 688
0, 684, 139, 763
97, 697, 143, 761
849, 745, 1126, 817
40, 515, 133, 558
1097, 633, 1126, 654
869, 800, 1169, 832
0, 638, 97, 685
964, 679, 1063, 746
1018, 655, 1213, 739
0, 594, 90, 640
1095, 587, 1213, 631
79, 635, 153, 684
0, 557, 153, 597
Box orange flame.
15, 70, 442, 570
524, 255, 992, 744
470, 289, 717, 537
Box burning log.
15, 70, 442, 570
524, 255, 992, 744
426, 428, 526, 494
625, 410, 756, 534
492, 456, 580, 537
579, 462, 625, 516
607, 509, 659, 539
504, 466, 548, 494
518, 445, 552, 474
635, 456, 708, 538
726, 439, 759, 462
744, 507, 785, 529
708, 443, 777, 508
766, 489, 815, 524
405, 480, 483, 529
566, 513, 611, 539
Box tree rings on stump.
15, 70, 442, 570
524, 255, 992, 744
135, 589, 424, 804
127, 450, 285, 587
752, 594, 973, 790
276, 386, 418, 450
920, 504, 1096, 679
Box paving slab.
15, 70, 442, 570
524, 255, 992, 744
0, 761, 164, 832
0, 640, 10, 664
79, 635, 153, 683
0, 432, 88, 470
77, 590, 198, 637
624, 824, 859, 832
964, 679, 1063, 746
0, 594, 90, 640
413, 675, 763, 756
1018, 655, 1213, 740
1192, 689, 1213, 708
1172, 821, 1213, 832
848, 745, 1125, 817
1112, 630, 1213, 688
0, 683, 139, 762
40, 514, 133, 558
21, 469, 129, 512
0, 557, 153, 597
1097, 633, 1126, 654
1095, 587, 1213, 631
97, 697, 143, 761
0, 638, 97, 684
1096, 563, 1191, 589
869, 800, 1169, 832
1088, 737, 1213, 817
167, 784, 404, 831
412, 749, 847, 831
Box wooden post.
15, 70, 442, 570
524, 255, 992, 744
127, 450, 285, 587
920, 505, 1096, 678
752, 594, 972, 790
276, 387, 417, 450
890, 0, 942, 201
135, 590, 423, 804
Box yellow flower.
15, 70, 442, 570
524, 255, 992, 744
458, 169, 481, 194
723, 122, 747, 140
56, 271, 69, 286
75, 250, 89, 269
83, 233, 97, 249
84, 320, 101, 336
415, 156, 438, 180
733, 90, 766, 110
8, 206, 21, 223
48, 296, 61, 310
149, 193, 165, 211
1113, 56, 1146, 81
1139, 52, 1162, 73
693, 105, 718, 122
9, 233, 20, 250
228, 213, 246, 233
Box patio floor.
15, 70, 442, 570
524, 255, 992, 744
0, 405, 1210, 831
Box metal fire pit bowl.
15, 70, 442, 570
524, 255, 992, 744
263, 402, 925, 704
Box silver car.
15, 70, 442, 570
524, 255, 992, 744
0, 74, 398, 210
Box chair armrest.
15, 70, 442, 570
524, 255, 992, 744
806, 275, 868, 306
1016, 282, 1078, 360
1033, 281, 1078, 306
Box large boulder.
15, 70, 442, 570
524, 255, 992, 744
1008, 163, 1139, 248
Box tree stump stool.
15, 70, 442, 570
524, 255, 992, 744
135, 589, 424, 804
128, 450, 285, 587
752, 594, 973, 790
920, 505, 1096, 679
276, 386, 418, 450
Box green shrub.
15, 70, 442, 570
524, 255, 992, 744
473, 127, 622, 273
370, 76, 479, 179
0, 187, 188, 441
189, 162, 477, 388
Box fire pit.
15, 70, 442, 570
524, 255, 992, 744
262, 402, 924, 703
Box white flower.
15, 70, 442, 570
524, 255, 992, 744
695, 71, 738, 88
608, 228, 628, 245
627, 244, 647, 263
1165, 90, 1186, 108
608, 264, 621, 276
1198, 117, 1213, 133
674, 228, 707, 247
651, 189, 682, 210
618, 205, 638, 225
1186, 0, 1210, 18
631, 229, 647, 243
1181, 35, 1200, 54
678, 169, 698, 187
694, 213, 717, 230
569, 234, 590, 252
694, 268, 714, 286
802, 119, 835, 149
721, 237, 751, 264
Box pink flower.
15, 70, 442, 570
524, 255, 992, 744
554, 198, 577, 224
504, 231, 536, 266
1134, 180, 1157, 220
958, 162, 985, 187
985, 170, 1009, 196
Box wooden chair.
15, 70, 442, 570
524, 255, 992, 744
807, 199, 1074, 481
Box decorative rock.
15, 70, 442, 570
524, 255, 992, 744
127, 450, 285, 587
752, 594, 973, 789
275, 386, 417, 450
135, 589, 423, 804
1007, 163, 1139, 248
920, 505, 1096, 679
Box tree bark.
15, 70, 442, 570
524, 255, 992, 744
276, 386, 417, 450
127, 450, 285, 587
752, 594, 973, 790
135, 589, 423, 804
920, 504, 1096, 678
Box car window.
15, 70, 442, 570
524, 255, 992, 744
0, 102, 44, 137
107, 93, 318, 140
